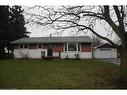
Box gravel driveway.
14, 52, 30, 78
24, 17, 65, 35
98, 58, 120, 65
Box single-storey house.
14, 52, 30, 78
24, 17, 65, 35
93, 43, 117, 58
11, 36, 93, 59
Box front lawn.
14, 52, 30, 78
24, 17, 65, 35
0, 59, 120, 89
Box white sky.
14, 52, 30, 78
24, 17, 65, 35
1, 1, 126, 41
1, 0, 127, 5
23, 6, 90, 37
0, 0, 125, 43
1, 0, 126, 38
23, 6, 104, 37
25, 22, 93, 37
22, 4, 124, 45
23, 5, 117, 44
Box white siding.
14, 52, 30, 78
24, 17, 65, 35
53, 52, 59, 57
14, 49, 47, 58
80, 52, 92, 58
61, 51, 92, 59
93, 48, 117, 58
14, 49, 92, 59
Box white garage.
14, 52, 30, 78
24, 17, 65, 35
93, 43, 117, 58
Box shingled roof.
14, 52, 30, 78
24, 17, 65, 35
11, 36, 92, 44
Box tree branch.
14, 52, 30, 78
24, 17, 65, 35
48, 18, 117, 46
103, 6, 123, 40
113, 6, 125, 32
76, 24, 117, 46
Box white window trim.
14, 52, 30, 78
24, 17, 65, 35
76, 43, 78, 51
67, 43, 68, 51
65, 43, 80, 52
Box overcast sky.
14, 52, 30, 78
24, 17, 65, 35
23, 6, 116, 43
23, 6, 103, 37
22, 4, 122, 44
23, 6, 93, 37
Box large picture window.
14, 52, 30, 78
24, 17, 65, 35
68, 43, 77, 51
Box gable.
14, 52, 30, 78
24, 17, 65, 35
95, 43, 116, 49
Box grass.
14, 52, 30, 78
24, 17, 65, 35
0, 59, 120, 89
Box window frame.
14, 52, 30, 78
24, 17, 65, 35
19, 44, 29, 49
20, 44, 23, 49
37, 44, 42, 49
68, 43, 77, 51
24, 44, 28, 49
64, 43, 80, 52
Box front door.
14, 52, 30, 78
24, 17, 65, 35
47, 49, 53, 57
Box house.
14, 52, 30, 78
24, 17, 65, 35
11, 36, 93, 59
93, 43, 117, 58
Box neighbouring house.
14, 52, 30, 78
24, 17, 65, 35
93, 43, 117, 58
11, 36, 93, 59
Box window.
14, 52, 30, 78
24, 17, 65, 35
100, 48, 112, 51
38, 44, 42, 48
48, 44, 52, 49
14, 45, 19, 49
68, 43, 77, 51
24, 44, 28, 49
29, 44, 37, 49
106, 49, 110, 51
20, 45, 23, 49
53, 44, 57, 48
100, 49, 105, 51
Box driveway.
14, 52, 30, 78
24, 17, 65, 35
98, 58, 120, 65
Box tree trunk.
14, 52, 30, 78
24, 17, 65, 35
118, 46, 127, 87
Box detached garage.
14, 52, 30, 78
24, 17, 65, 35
93, 43, 117, 58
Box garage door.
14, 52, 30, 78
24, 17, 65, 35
96, 48, 113, 58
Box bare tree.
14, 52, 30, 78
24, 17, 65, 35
92, 34, 102, 47
25, 5, 127, 86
